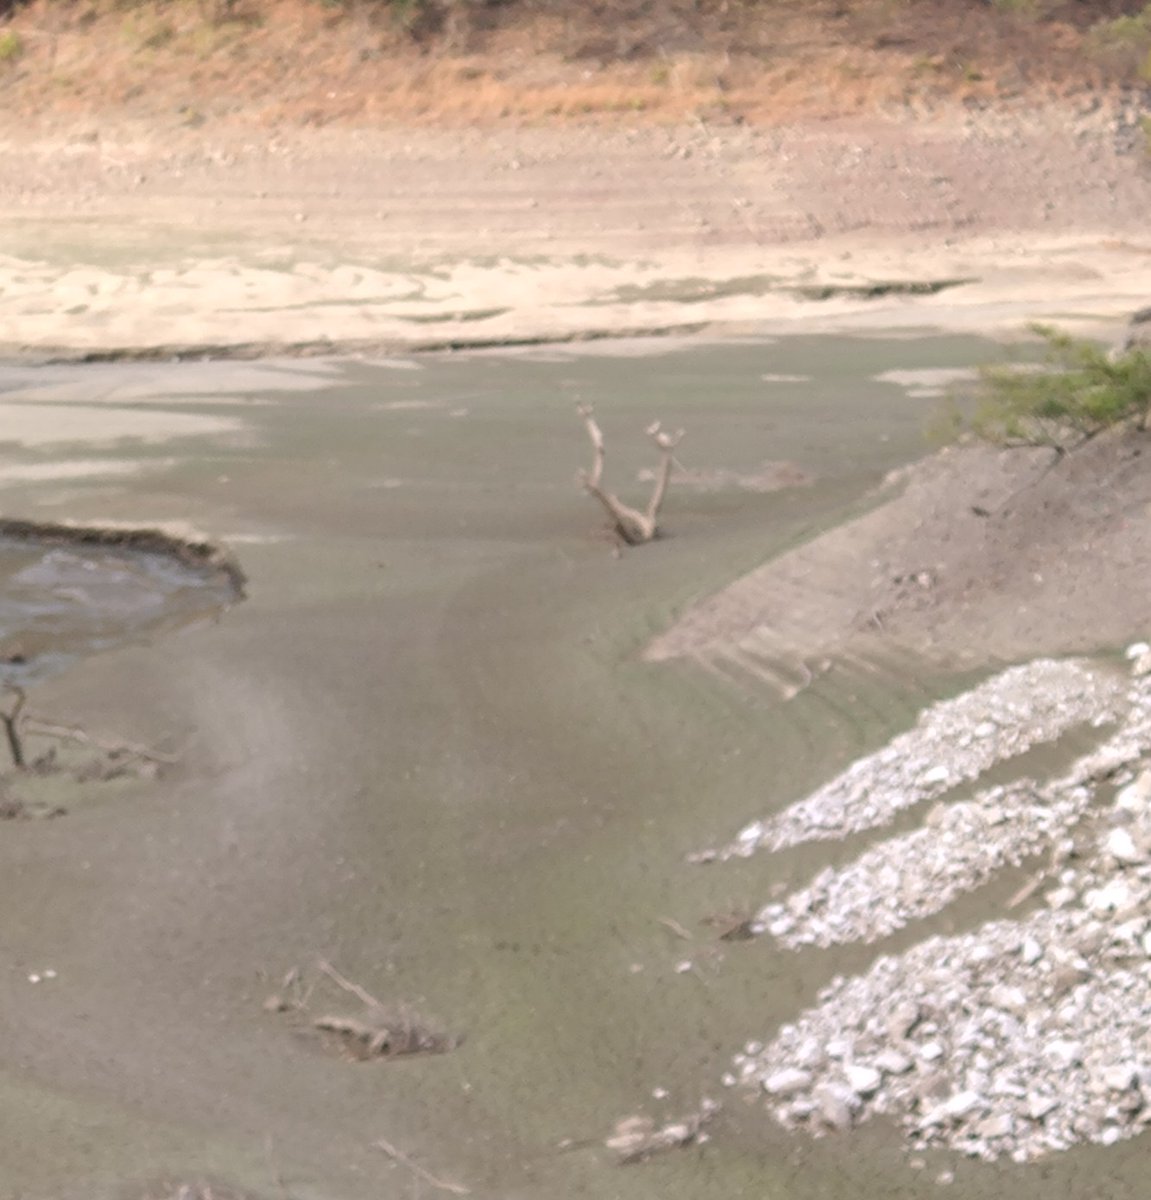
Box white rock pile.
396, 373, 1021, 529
730, 649, 1151, 1164
712, 658, 1124, 861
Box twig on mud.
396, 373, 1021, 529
605, 1099, 720, 1165
315, 958, 386, 1010
1006, 871, 1048, 910
657, 916, 693, 941
373, 1137, 470, 1196
1, 686, 27, 770
22, 717, 183, 765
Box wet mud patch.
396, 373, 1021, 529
0, 518, 243, 687
0, 518, 243, 802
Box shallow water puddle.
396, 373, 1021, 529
0, 531, 241, 686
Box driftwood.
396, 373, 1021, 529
1, 686, 26, 770
374, 1137, 470, 1196
265, 959, 456, 1062
605, 1099, 720, 1164
576, 404, 684, 545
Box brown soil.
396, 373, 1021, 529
648, 428, 1151, 673
0, 0, 1148, 130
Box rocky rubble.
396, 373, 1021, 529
710, 658, 1124, 862
758, 779, 1091, 948
732, 650, 1151, 1164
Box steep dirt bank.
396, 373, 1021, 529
647, 426, 1151, 677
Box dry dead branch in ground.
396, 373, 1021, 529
576, 403, 684, 545
605, 1099, 720, 1164
263, 959, 457, 1061
1, 686, 26, 770
374, 1137, 470, 1196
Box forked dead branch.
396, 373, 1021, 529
576, 404, 684, 545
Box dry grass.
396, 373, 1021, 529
0, 0, 1145, 128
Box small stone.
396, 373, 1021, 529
744, 1041, 764, 1056
1028, 1094, 1059, 1121
888, 1002, 921, 1039
920, 1042, 945, 1062
795, 1038, 823, 1068
922, 765, 951, 786
1124, 642, 1149, 660
1047, 1040, 1083, 1069
844, 1064, 883, 1096
875, 1049, 914, 1075
1100, 1125, 1124, 1146
974, 721, 997, 739
764, 1068, 813, 1097
1047, 886, 1076, 909
674, 960, 693, 974
1103, 1064, 1138, 1091
1133, 652, 1151, 678
988, 984, 1028, 1013
1087, 879, 1132, 914
941, 1090, 984, 1119
937, 1170, 955, 1185
976, 1112, 1014, 1139
1020, 937, 1044, 965
1106, 827, 1148, 865
813, 1082, 857, 1131
1117, 773, 1151, 813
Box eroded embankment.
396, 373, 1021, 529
0, 517, 244, 686
648, 430, 1151, 678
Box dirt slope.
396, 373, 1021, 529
648, 428, 1151, 672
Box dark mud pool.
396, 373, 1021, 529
0, 335, 1143, 1200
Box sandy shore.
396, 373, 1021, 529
2, 103, 1150, 358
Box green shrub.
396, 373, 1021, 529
1088, 3, 1151, 79
0, 30, 22, 62
960, 325, 1151, 451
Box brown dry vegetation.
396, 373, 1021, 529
0, 0, 1148, 128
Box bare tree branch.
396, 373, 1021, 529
643, 420, 685, 526
1, 686, 26, 770
374, 1137, 470, 1196
576, 405, 685, 545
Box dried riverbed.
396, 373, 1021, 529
1, 336, 1150, 1200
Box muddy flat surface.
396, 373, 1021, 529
1, 337, 1150, 1200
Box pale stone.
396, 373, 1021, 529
764, 1068, 812, 1097
844, 1064, 882, 1096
